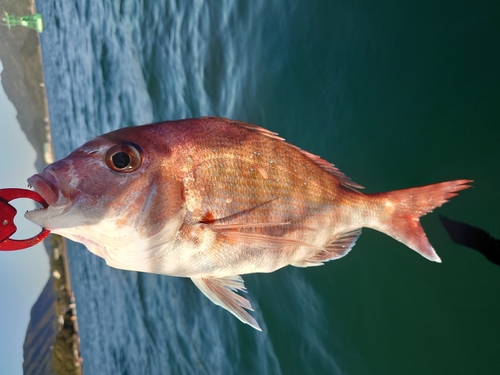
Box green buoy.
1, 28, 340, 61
2, 12, 44, 33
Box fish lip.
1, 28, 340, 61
27, 173, 64, 207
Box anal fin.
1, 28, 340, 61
292, 229, 361, 267
191, 275, 261, 331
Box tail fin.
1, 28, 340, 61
372, 180, 472, 262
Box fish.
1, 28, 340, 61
25, 117, 472, 330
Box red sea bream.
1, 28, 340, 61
25, 117, 471, 330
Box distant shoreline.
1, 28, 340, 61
0, 0, 53, 169
0, 1, 82, 373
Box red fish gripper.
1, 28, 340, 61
0, 188, 50, 251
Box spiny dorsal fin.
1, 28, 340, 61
297, 149, 364, 189
220, 117, 286, 141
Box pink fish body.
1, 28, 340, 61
26, 117, 471, 330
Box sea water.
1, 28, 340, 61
36, 0, 500, 374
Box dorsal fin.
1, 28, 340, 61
296, 149, 364, 189
217, 117, 364, 189
219, 117, 286, 141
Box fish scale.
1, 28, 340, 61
24, 117, 471, 330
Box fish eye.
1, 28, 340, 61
105, 143, 142, 173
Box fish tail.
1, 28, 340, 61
371, 179, 472, 262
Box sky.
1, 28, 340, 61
0, 59, 50, 375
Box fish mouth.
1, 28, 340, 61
25, 172, 75, 229
27, 173, 65, 207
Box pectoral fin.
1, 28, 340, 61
191, 275, 261, 331
201, 222, 323, 250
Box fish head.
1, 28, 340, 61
25, 126, 186, 259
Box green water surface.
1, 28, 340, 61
246, 1, 500, 374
